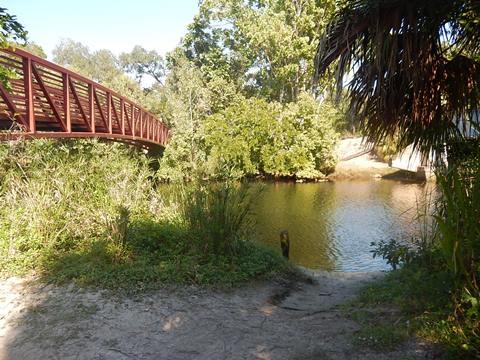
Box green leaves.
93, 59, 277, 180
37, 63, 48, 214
0, 7, 26, 48
0, 7, 27, 89
203, 93, 338, 179
185, 0, 336, 102
434, 149, 480, 292
52, 40, 155, 111
119, 45, 165, 84
315, 0, 480, 154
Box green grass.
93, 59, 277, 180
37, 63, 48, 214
353, 323, 410, 351
40, 235, 293, 293
342, 300, 411, 351
350, 264, 479, 358
0, 139, 295, 292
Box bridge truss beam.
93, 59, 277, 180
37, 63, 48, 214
0, 48, 169, 148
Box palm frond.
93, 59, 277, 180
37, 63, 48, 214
315, 0, 480, 154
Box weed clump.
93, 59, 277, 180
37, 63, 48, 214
366, 145, 480, 358
0, 139, 292, 290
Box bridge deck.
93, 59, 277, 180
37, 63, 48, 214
0, 48, 169, 148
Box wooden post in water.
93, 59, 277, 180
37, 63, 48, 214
280, 230, 290, 259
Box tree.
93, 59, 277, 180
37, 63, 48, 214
184, 0, 336, 103
204, 93, 338, 179
53, 39, 120, 83
158, 51, 213, 180
0, 7, 27, 89
119, 45, 165, 85
21, 42, 47, 58
0, 7, 26, 48
159, 1, 344, 180
52, 39, 154, 110
314, 0, 480, 153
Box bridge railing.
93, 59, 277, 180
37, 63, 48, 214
0, 47, 169, 147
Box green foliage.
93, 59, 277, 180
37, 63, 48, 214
52, 39, 158, 113
0, 8, 26, 47
434, 150, 480, 294
204, 97, 272, 177
365, 150, 480, 357
21, 42, 46, 58
353, 323, 410, 351
0, 139, 153, 272
356, 263, 480, 358
204, 93, 338, 179
119, 45, 165, 84
160, 1, 344, 180
315, 0, 480, 154
43, 224, 289, 291
40, 0, 345, 182
157, 52, 213, 180
185, 0, 336, 102
0, 140, 291, 290
370, 239, 415, 270
0, 7, 27, 89
180, 181, 260, 256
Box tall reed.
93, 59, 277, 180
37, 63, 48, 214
0, 139, 155, 271
434, 147, 480, 294
179, 181, 261, 256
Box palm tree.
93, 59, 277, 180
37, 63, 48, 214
314, 0, 480, 154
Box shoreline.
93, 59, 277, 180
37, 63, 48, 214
0, 270, 434, 360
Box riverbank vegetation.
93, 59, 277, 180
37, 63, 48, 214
316, 0, 480, 356
1, 0, 479, 355
0, 139, 294, 290
47, 0, 344, 181
0, 1, 342, 288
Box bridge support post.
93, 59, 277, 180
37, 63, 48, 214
23, 58, 35, 133
63, 73, 71, 133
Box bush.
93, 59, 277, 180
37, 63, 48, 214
0, 139, 154, 273
370, 239, 415, 270
435, 160, 480, 294
203, 93, 338, 180
179, 181, 262, 256
368, 143, 480, 357
0, 139, 290, 289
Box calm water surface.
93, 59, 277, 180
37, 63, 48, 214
251, 180, 429, 272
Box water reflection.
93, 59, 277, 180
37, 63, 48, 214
252, 180, 430, 272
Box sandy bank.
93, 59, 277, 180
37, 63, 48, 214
0, 272, 434, 359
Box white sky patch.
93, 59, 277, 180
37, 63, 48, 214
3, 0, 199, 59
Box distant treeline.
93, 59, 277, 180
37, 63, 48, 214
36, 0, 346, 180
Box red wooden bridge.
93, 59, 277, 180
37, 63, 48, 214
0, 47, 169, 148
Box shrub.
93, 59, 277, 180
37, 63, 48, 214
0, 139, 289, 289
435, 159, 480, 294
203, 94, 338, 179
179, 181, 262, 256
0, 139, 154, 273
368, 143, 480, 356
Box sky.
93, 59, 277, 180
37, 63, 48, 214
3, 0, 199, 59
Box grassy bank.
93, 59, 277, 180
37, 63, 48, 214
358, 150, 480, 358
351, 144, 480, 358
350, 262, 479, 358
0, 139, 294, 291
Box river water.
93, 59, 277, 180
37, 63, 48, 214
252, 180, 431, 272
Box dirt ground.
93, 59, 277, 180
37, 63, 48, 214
330, 138, 397, 180
0, 271, 435, 360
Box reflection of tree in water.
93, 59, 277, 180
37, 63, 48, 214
253, 182, 337, 270
387, 182, 436, 237
253, 181, 431, 272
